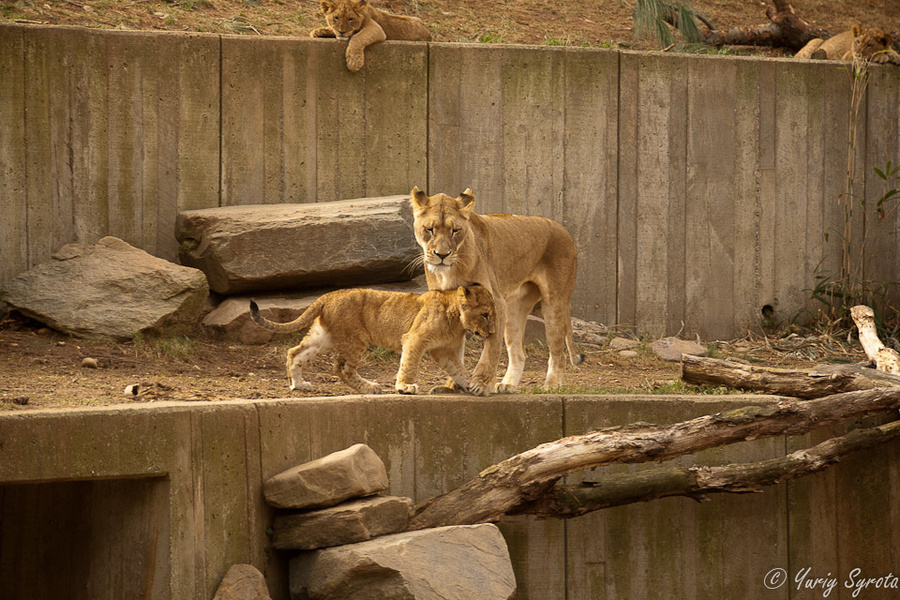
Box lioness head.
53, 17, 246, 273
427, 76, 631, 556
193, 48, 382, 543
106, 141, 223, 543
457, 284, 496, 339
410, 186, 475, 275
320, 0, 367, 40
851, 24, 895, 60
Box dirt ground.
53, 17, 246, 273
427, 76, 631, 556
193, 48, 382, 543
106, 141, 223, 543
2, 0, 898, 55
0, 309, 869, 410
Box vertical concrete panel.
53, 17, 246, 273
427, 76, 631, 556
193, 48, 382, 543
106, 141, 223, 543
314, 40, 367, 202
732, 59, 764, 334
864, 65, 900, 297
684, 56, 737, 339
106, 32, 161, 251
617, 53, 640, 330
0, 26, 27, 282
562, 48, 619, 324
428, 44, 505, 208
363, 41, 429, 196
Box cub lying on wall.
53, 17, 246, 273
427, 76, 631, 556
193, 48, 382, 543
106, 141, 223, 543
310, 0, 431, 72
795, 24, 900, 64
249, 285, 495, 395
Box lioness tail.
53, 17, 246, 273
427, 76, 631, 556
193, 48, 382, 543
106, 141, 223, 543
249, 299, 322, 333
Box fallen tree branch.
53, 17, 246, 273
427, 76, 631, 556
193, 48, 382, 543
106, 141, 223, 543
511, 418, 900, 518
851, 305, 900, 374
680, 355, 900, 399
407, 388, 900, 529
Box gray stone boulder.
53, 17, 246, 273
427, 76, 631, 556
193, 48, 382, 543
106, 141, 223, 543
176, 196, 423, 295
289, 524, 516, 600
203, 277, 428, 344
0, 236, 208, 341
264, 444, 389, 510
650, 337, 709, 362
213, 564, 272, 600
273, 496, 413, 551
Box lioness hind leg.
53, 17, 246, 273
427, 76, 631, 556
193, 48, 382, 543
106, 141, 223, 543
541, 300, 574, 389
285, 320, 332, 391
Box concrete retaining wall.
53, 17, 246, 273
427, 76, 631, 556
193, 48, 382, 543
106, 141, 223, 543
2, 25, 900, 339
1, 396, 898, 599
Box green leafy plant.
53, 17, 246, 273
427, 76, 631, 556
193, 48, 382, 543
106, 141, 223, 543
634, 0, 702, 47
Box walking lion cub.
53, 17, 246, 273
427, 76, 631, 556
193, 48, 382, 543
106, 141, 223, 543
249, 285, 495, 395
310, 0, 431, 72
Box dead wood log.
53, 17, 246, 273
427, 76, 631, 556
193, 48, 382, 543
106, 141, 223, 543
680, 355, 900, 398
851, 305, 900, 374
406, 387, 900, 530
675, 0, 827, 50
512, 419, 900, 518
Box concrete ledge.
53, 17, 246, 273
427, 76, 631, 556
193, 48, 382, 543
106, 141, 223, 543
1, 394, 898, 599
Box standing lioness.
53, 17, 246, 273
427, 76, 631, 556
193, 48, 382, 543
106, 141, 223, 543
249, 285, 495, 395
410, 187, 583, 394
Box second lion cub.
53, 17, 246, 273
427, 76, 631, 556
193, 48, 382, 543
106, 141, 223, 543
249, 285, 495, 395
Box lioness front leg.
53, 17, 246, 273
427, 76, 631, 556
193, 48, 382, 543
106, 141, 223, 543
344, 21, 386, 71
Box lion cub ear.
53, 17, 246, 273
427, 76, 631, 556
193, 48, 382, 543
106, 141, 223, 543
457, 189, 475, 211
458, 286, 470, 301
320, 0, 335, 13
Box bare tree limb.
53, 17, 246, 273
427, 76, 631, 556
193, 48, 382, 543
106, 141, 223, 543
851, 305, 900, 374
407, 388, 900, 530
680, 355, 900, 399
512, 419, 900, 518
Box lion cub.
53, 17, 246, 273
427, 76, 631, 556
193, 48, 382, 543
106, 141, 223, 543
249, 285, 495, 395
796, 24, 900, 65
310, 0, 431, 72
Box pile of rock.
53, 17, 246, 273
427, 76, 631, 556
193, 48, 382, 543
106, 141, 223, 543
262, 443, 517, 600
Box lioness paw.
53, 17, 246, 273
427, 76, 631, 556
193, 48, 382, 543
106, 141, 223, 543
496, 383, 518, 394
290, 381, 313, 392
396, 383, 419, 395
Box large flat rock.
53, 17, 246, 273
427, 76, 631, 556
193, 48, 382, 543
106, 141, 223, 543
289, 524, 516, 600
176, 197, 423, 295
0, 236, 208, 341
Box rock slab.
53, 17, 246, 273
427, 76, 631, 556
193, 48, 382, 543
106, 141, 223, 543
176, 196, 423, 295
273, 496, 413, 551
289, 524, 516, 600
0, 236, 208, 340
650, 337, 709, 362
264, 443, 389, 510
213, 564, 272, 600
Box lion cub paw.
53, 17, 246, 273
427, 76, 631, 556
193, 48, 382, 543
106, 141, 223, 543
467, 381, 491, 397
290, 381, 314, 392
345, 49, 365, 72
396, 383, 419, 395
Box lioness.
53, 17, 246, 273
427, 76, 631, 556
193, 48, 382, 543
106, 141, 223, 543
249, 285, 495, 395
410, 187, 583, 394
796, 24, 900, 64
310, 0, 431, 72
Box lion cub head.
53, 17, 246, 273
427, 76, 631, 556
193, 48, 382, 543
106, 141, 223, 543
320, 0, 368, 40
410, 186, 474, 276
457, 284, 496, 339
851, 24, 895, 61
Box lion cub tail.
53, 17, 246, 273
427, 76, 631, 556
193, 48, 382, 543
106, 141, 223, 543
566, 322, 585, 367
249, 300, 321, 333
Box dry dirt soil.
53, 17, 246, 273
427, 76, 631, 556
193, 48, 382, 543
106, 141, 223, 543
0, 310, 868, 410
2, 0, 898, 53
0, 0, 889, 410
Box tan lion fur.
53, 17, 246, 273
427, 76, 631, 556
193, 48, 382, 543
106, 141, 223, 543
249, 285, 495, 395
310, 0, 431, 72
796, 24, 900, 65
410, 187, 583, 395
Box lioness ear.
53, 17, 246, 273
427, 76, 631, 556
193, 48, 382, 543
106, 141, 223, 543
458, 189, 475, 211
410, 186, 429, 211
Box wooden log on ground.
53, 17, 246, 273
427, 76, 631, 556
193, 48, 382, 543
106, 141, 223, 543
512, 419, 900, 518
406, 387, 900, 530
681, 355, 900, 399
851, 305, 900, 374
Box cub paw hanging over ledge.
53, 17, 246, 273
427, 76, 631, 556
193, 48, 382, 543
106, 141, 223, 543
795, 24, 900, 65
310, 0, 431, 72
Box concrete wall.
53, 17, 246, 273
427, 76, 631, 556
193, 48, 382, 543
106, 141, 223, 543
1, 396, 898, 599
2, 25, 900, 339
